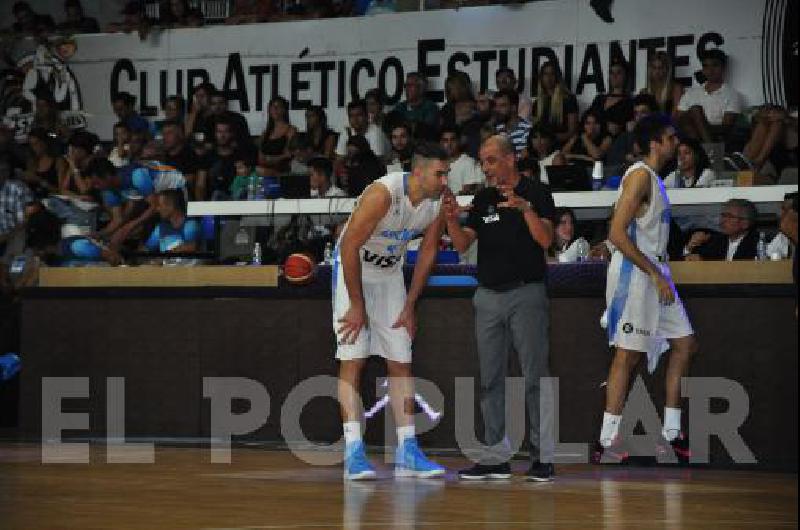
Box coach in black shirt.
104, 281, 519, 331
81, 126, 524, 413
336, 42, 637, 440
445, 134, 556, 482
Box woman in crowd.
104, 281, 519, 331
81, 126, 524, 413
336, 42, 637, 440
548, 207, 590, 262
588, 59, 633, 137
664, 138, 716, 188
561, 110, 613, 164
525, 125, 566, 185
532, 60, 579, 145
258, 96, 296, 176
640, 51, 684, 117
365, 88, 387, 134
305, 105, 337, 160
24, 127, 68, 199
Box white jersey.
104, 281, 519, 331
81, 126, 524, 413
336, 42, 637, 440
339, 172, 441, 280
616, 161, 671, 259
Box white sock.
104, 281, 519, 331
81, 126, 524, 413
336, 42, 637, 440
662, 407, 681, 441
599, 412, 622, 448
397, 424, 415, 444
343, 421, 362, 445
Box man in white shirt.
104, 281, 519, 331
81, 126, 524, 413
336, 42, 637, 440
309, 157, 347, 198
335, 100, 389, 159
677, 49, 741, 144
440, 125, 485, 194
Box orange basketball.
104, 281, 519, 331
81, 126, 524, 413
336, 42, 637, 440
284, 253, 316, 285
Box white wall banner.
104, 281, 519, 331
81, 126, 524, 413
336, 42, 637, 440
2, 0, 795, 140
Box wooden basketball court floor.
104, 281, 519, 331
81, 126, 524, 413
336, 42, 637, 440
0, 443, 796, 529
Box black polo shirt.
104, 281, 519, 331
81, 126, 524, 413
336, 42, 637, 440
465, 178, 556, 288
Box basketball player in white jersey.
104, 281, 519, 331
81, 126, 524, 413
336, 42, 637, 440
334, 142, 451, 480
592, 115, 698, 465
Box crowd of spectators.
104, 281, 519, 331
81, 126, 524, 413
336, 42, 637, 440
0, 1, 797, 278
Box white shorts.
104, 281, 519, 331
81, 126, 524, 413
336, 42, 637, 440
332, 263, 412, 363
602, 253, 694, 372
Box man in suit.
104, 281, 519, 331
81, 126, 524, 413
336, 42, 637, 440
684, 199, 759, 261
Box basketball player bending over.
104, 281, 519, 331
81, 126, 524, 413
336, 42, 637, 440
335, 143, 450, 480
593, 115, 698, 465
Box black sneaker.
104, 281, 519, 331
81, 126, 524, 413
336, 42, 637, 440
525, 462, 554, 482
590, 440, 630, 465
458, 462, 512, 480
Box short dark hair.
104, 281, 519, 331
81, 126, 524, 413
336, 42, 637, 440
158, 188, 187, 215
439, 124, 461, 139
347, 99, 367, 114
113, 121, 130, 131
495, 67, 516, 79
85, 157, 116, 180
364, 88, 383, 105
233, 149, 256, 168
528, 124, 556, 144
160, 119, 182, 131
700, 48, 728, 68
494, 88, 519, 109
390, 121, 412, 136
633, 114, 673, 156
13, 2, 31, 15
68, 130, 97, 153
308, 156, 333, 180
632, 93, 659, 113
111, 91, 136, 107
412, 141, 448, 168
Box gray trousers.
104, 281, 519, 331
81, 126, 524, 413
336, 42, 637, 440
473, 282, 554, 463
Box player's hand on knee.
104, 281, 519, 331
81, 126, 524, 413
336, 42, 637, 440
338, 303, 367, 344
391, 304, 416, 340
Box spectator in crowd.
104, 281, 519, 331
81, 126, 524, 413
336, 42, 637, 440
85, 157, 126, 239
441, 71, 475, 129
0, 156, 34, 263
143, 189, 200, 253
225, 0, 275, 24
440, 125, 484, 195
201, 117, 242, 200
386, 122, 414, 172
61, 130, 96, 196
389, 72, 440, 140
258, 96, 297, 176
548, 207, 590, 262
532, 60, 579, 146
112, 92, 152, 135
664, 138, 716, 188
159, 0, 195, 28
205, 89, 251, 148
155, 95, 186, 137
526, 125, 566, 186
561, 110, 612, 164
341, 135, 385, 196
765, 192, 798, 261
0, 126, 25, 177
684, 199, 759, 261
31, 87, 68, 144
494, 89, 531, 157
184, 7, 205, 27
731, 105, 792, 179
640, 51, 684, 117
309, 157, 346, 198
288, 133, 314, 176
108, 122, 131, 168
364, 89, 387, 134
335, 99, 389, 160
10, 1, 55, 35
24, 127, 67, 199
229, 152, 259, 200
475, 90, 495, 126
24, 208, 122, 269
454, 97, 485, 160
56, 0, 100, 34
677, 49, 741, 145
184, 82, 216, 146
588, 59, 633, 138
606, 93, 659, 168
107, 1, 153, 38
495, 67, 532, 122
162, 119, 203, 200
305, 105, 337, 159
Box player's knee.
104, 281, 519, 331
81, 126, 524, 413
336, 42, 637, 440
386, 360, 412, 377
615, 349, 641, 370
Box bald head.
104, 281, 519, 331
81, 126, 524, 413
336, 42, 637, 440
483, 134, 515, 156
